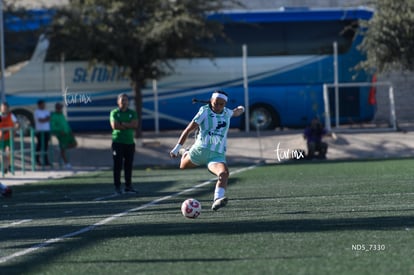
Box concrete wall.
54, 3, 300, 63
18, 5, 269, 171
377, 73, 414, 124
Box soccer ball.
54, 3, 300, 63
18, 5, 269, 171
181, 198, 201, 219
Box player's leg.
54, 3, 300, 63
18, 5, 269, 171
57, 137, 68, 166
35, 132, 41, 164
307, 142, 316, 159
319, 142, 328, 159
111, 142, 123, 193
208, 161, 229, 211
43, 131, 51, 165
35, 132, 50, 165
179, 152, 198, 169
4, 141, 10, 171
124, 143, 137, 193
0, 141, 9, 173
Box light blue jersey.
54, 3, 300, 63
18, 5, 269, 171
192, 105, 234, 154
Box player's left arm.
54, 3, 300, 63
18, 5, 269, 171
232, 106, 245, 117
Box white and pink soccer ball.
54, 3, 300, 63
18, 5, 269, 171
181, 198, 201, 219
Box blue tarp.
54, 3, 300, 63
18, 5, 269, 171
4, 9, 55, 32
208, 7, 373, 23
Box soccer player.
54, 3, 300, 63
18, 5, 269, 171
110, 93, 138, 194
170, 90, 245, 211
34, 99, 51, 166
0, 102, 17, 173
50, 102, 77, 169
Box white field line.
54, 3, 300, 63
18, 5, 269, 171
0, 219, 33, 229
93, 193, 119, 201
0, 165, 258, 264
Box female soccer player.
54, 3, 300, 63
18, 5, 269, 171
170, 90, 245, 211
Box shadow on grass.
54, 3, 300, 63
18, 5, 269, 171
1, 214, 412, 273
90, 215, 414, 236
1, 161, 413, 273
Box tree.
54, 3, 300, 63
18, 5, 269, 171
357, 0, 414, 74
47, 0, 240, 137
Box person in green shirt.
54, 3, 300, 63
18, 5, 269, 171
50, 102, 77, 169
109, 93, 138, 194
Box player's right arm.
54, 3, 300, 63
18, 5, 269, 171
110, 120, 126, 130
109, 110, 127, 130
170, 121, 199, 158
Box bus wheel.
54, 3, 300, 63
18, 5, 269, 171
249, 104, 279, 130
12, 109, 34, 135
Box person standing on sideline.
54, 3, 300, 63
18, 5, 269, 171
50, 102, 77, 169
170, 90, 245, 211
0, 102, 17, 173
34, 99, 51, 166
109, 93, 138, 194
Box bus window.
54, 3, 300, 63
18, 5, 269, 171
204, 20, 357, 57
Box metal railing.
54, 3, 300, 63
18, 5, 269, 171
0, 127, 55, 177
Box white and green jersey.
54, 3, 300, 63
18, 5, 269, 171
193, 105, 234, 153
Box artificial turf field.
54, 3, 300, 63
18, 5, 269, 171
1, 159, 413, 275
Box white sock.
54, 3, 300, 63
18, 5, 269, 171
214, 187, 225, 201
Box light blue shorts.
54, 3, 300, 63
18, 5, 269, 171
188, 146, 226, 166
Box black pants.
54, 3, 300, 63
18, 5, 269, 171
36, 131, 51, 165
307, 141, 328, 159
112, 142, 135, 188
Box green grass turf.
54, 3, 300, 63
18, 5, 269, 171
1, 159, 414, 274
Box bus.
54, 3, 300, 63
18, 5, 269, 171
3, 7, 376, 132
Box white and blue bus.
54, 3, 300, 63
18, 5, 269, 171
3, 7, 376, 132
